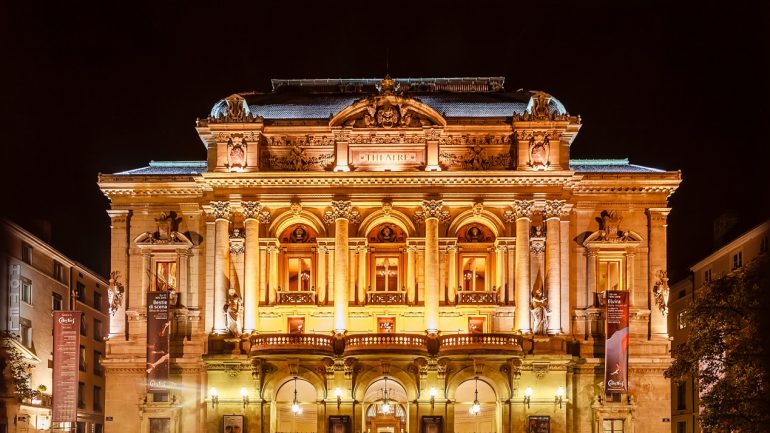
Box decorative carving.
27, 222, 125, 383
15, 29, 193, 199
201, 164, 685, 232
257, 209, 271, 225
210, 201, 231, 220
503, 210, 516, 223
223, 288, 243, 336
527, 133, 550, 169
597, 210, 627, 241
277, 291, 316, 304
324, 200, 359, 224
381, 201, 393, 216
280, 224, 317, 244
531, 224, 544, 238
512, 91, 569, 121
226, 137, 247, 171
458, 224, 494, 243
154, 212, 180, 241
472, 202, 484, 216
511, 200, 534, 219
369, 224, 404, 243
653, 270, 670, 316
415, 200, 450, 222
211, 94, 259, 123
340, 94, 437, 128
290, 201, 302, 217
347, 133, 425, 145
262, 147, 334, 171
543, 200, 566, 219
533, 363, 550, 379
438, 134, 513, 146
531, 288, 549, 335
530, 239, 546, 255
241, 201, 263, 220
439, 148, 512, 170
108, 271, 125, 316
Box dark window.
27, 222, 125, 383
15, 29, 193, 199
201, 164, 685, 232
76, 421, 85, 433
678, 289, 686, 299
677, 421, 686, 433
93, 386, 102, 412
19, 318, 32, 348
52, 293, 63, 311
21, 278, 32, 304
149, 418, 170, 433
77, 383, 85, 409
761, 236, 769, 254
93, 350, 102, 376
93, 292, 102, 311
53, 261, 65, 283
94, 424, 103, 433
21, 243, 32, 264
94, 319, 103, 341
704, 269, 712, 283
602, 419, 624, 433
76, 282, 86, 303
80, 318, 87, 337
676, 382, 687, 410
79, 346, 86, 371
733, 251, 743, 270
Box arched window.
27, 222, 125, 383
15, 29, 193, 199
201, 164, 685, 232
367, 223, 407, 304
456, 224, 495, 293
278, 224, 317, 304
454, 378, 497, 433
274, 377, 317, 433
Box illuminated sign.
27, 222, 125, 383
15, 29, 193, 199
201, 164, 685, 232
350, 149, 424, 169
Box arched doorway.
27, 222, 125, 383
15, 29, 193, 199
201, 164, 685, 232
454, 378, 497, 433
363, 377, 407, 433
274, 377, 317, 433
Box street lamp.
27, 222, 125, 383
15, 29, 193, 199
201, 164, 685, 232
209, 387, 219, 408
469, 378, 481, 415
523, 387, 533, 409
291, 377, 303, 415
381, 377, 391, 414
555, 386, 565, 408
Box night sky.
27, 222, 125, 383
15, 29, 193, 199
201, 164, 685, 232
3, 1, 768, 278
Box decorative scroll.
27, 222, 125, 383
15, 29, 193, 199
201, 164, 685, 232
367, 291, 406, 305
511, 200, 534, 219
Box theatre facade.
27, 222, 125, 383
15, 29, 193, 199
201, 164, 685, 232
98, 77, 680, 433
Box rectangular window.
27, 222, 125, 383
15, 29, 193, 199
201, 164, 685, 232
80, 318, 87, 337
602, 419, 624, 433
52, 293, 63, 311
79, 346, 86, 371
287, 256, 312, 291
149, 418, 170, 433
77, 383, 85, 409
733, 251, 743, 270
677, 421, 686, 433
94, 319, 103, 341
676, 382, 687, 410
93, 386, 102, 412
93, 292, 102, 311
762, 236, 769, 254
94, 424, 103, 433
93, 350, 103, 376
155, 261, 177, 292
461, 256, 487, 291
21, 242, 32, 264
678, 310, 687, 330
704, 268, 712, 283
598, 259, 624, 292
76, 421, 85, 433
19, 318, 32, 348
21, 278, 32, 304
53, 261, 65, 283
76, 282, 86, 303
374, 256, 400, 291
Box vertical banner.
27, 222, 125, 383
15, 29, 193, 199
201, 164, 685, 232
8, 264, 21, 332
605, 290, 630, 394
52, 311, 81, 423
147, 291, 170, 391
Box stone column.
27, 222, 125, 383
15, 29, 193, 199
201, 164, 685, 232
267, 244, 279, 305
544, 200, 565, 334
495, 245, 506, 302
357, 246, 368, 304
421, 200, 446, 334
212, 201, 231, 333
586, 248, 598, 307
512, 200, 534, 333
406, 245, 417, 304
178, 250, 190, 307
242, 202, 262, 333
328, 200, 356, 333
625, 249, 635, 307
107, 210, 130, 337
141, 251, 151, 307
447, 245, 457, 304
647, 208, 671, 338
559, 216, 571, 333
317, 245, 327, 304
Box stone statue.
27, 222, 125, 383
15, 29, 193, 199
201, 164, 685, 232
223, 288, 243, 336
530, 288, 549, 335
286, 145, 307, 171
108, 271, 125, 317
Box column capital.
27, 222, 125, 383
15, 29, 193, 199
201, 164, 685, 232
646, 207, 671, 223
414, 200, 450, 223
324, 200, 360, 224
241, 201, 263, 220
510, 200, 534, 220
209, 201, 232, 220
542, 200, 567, 220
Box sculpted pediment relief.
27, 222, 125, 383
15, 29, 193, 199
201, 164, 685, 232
330, 95, 446, 128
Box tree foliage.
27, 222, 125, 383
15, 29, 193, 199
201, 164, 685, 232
666, 254, 770, 432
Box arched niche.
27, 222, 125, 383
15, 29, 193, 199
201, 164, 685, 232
329, 94, 447, 128
453, 378, 498, 433
456, 223, 496, 243
269, 210, 326, 239
278, 224, 319, 244
367, 223, 407, 244
358, 208, 417, 238
446, 208, 505, 239
273, 376, 319, 433
353, 366, 418, 402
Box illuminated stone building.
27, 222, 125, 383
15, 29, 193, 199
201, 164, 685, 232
98, 77, 681, 433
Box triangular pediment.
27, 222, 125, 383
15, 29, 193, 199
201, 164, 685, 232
330, 95, 446, 128
583, 230, 643, 249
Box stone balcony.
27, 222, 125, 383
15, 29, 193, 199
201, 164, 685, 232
276, 290, 316, 304
366, 290, 407, 305
456, 290, 499, 305
248, 332, 523, 357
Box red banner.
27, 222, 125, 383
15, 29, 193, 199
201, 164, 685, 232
605, 290, 629, 395
52, 311, 81, 422
147, 291, 171, 391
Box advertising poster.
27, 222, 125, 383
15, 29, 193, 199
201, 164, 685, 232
528, 416, 550, 433
52, 311, 81, 422
223, 415, 244, 433
605, 290, 630, 394
147, 291, 171, 391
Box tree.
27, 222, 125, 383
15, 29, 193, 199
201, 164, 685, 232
666, 254, 770, 432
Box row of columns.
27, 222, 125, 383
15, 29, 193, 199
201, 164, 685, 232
209, 199, 568, 335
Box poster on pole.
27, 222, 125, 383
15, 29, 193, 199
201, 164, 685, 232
52, 311, 81, 422
147, 291, 171, 391
605, 290, 629, 394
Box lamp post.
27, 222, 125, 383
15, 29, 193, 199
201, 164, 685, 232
291, 377, 303, 415
469, 378, 481, 415
381, 377, 391, 414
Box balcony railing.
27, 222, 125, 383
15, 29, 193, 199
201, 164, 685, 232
439, 333, 524, 354
366, 290, 406, 305
249, 333, 336, 356
277, 290, 316, 305
456, 290, 498, 305
345, 333, 431, 355
248, 333, 523, 356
